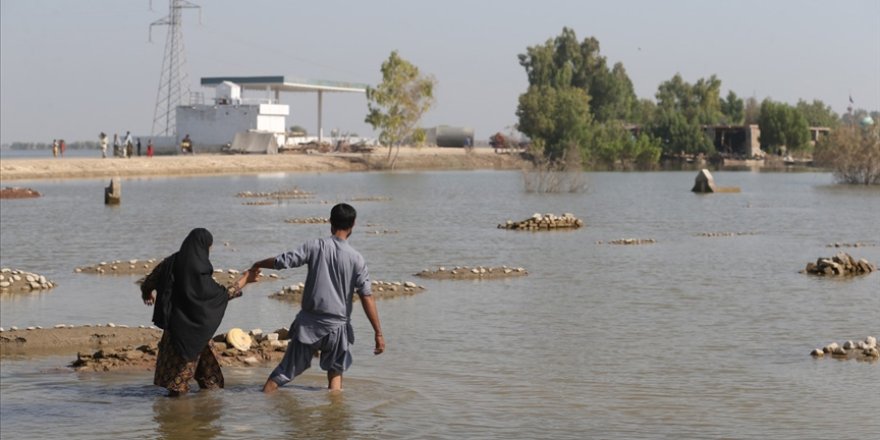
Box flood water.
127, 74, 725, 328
1, 170, 878, 439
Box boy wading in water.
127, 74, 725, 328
250, 203, 384, 392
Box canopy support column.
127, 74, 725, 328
317, 90, 324, 144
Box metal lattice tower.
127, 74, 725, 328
150, 0, 201, 138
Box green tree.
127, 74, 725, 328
516, 85, 592, 159
650, 73, 721, 155
365, 50, 436, 168
720, 91, 744, 124
655, 73, 723, 124
517, 28, 636, 122
583, 121, 661, 169
743, 96, 761, 124
796, 99, 839, 128
516, 27, 638, 163
631, 98, 657, 126
814, 123, 880, 184
758, 99, 810, 154
649, 108, 713, 155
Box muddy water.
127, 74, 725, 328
1, 170, 879, 439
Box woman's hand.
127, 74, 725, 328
142, 291, 156, 306
245, 268, 260, 284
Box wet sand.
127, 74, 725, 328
0, 148, 526, 181
0, 326, 162, 358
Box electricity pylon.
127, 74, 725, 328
149, 0, 201, 138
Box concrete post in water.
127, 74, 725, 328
692, 169, 717, 193
105, 178, 121, 205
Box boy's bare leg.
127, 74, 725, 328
262, 377, 279, 394
328, 371, 342, 391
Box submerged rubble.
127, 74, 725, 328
695, 232, 758, 238
70, 327, 292, 372
364, 229, 399, 235
75, 259, 160, 276
77, 261, 280, 287
270, 280, 425, 302
133, 269, 280, 288
810, 336, 878, 362
416, 266, 527, 280
349, 196, 392, 202
498, 213, 584, 231
800, 252, 876, 276
826, 242, 877, 248
599, 238, 657, 245
284, 217, 329, 224
236, 188, 314, 199
0, 187, 41, 199
0, 268, 56, 293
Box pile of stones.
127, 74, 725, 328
0, 268, 56, 293
0, 187, 41, 199
211, 269, 279, 286
801, 252, 876, 276
498, 213, 584, 230
0, 323, 152, 332
236, 188, 313, 199
285, 217, 329, 224
695, 232, 757, 238
75, 259, 159, 275
270, 280, 425, 302
826, 242, 876, 248
810, 336, 878, 361
212, 327, 290, 353
603, 238, 656, 245
133, 269, 279, 287
416, 266, 527, 280
349, 196, 392, 202
364, 229, 399, 235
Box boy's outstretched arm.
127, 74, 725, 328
360, 294, 385, 355
250, 257, 276, 271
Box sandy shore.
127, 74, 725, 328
1, 326, 162, 358
0, 147, 526, 181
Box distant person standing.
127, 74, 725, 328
52, 139, 58, 158
124, 131, 133, 159
113, 134, 120, 157
180, 134, 193, 155
137, 138, 142, 157
59, 139, 66, 158
99, 133, 109, 158
147, 139, 154, 158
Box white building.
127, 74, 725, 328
172, 75, 367, 154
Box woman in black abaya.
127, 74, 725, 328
141, 228, 256, 396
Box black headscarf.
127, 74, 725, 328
167, 228, 230, 360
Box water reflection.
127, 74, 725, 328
271, 388, 353, 439
153, 391, 224, 440
2, 171, 879, 439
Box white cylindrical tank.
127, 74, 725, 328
216, 81, 241, 104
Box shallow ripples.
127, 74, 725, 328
2, 171, 879, 438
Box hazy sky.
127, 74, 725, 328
1, 0, 878, 144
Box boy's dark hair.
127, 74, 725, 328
330, 203, 357, 230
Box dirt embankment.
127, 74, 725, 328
1, 326, 162, 358
0, 148, 527, 181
